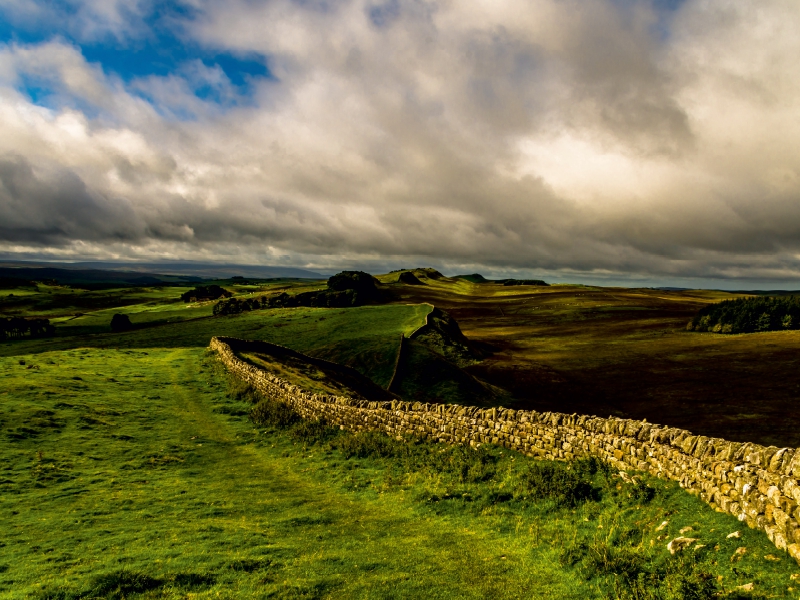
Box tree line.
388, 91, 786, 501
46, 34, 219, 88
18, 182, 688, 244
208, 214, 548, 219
688, 295, 800, 333
181, 285, 232, 302
0, 317, 55, 339
499, 279, 549, 286
213, 296, 268, 316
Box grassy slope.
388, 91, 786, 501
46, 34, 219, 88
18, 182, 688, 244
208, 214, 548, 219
393, 339, 506, 406
2, 349, 799, 598
0, 304, 430, 390
0, 280, 329, 336
10, 277, 800, 445
2, 281, 800, 597
0, 348, 581, 599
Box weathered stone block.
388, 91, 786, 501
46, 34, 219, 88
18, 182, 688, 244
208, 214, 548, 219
787, 451, 800, 479
774, 507, 790, 533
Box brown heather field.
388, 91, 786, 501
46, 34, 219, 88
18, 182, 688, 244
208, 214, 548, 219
384, 274, 800, 448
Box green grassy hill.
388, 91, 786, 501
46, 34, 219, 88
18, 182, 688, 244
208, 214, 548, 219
2, 347, 798, 598
1, 301, 430, 390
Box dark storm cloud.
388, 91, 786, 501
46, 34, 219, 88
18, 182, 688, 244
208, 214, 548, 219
0, 155, 144, 244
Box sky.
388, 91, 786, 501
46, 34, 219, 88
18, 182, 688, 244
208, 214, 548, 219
0, 0, 799, 287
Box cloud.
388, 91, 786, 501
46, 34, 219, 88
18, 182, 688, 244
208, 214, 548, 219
0, 0, 156, 43
0, 0, 799, 283
0, 154, 144, 243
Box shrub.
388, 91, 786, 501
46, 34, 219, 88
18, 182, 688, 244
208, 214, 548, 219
628, 479, 657, 503
435, 444, 498, 483
562, 534, 722, 600
517, 461, 599, 507
110, 313, 133, 332
250, 398, 301, 429
227, 380, 259, 403
334, 431, 398, 459
289, 418, 339, 445
579, 539, 645, 582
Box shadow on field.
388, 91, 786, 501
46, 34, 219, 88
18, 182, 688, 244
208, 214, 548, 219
392, 280, 800, 448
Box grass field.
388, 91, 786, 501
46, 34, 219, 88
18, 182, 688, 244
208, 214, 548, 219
3, 348, 799, 599
4, 272, 800, 597
7, 274, 800, 445
1, 302, 430, 390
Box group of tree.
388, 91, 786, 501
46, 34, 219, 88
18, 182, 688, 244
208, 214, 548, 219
180, 285, 233, 303
110, 314, 134, 332
688, 295, 800, 333
0, 317, 55, 339
213, 296, 270, 316
213, 271, 383, 316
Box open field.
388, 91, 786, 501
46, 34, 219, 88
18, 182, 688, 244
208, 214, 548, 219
1, 296, 429, 391
3, 348, 799, 598
0, 280, 328, 335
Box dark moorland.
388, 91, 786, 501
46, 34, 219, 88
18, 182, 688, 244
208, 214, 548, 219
375, 270, 800, 448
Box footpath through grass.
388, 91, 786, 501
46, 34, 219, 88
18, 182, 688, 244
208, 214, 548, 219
1, 347, 576, 599
2, 347, 800, 599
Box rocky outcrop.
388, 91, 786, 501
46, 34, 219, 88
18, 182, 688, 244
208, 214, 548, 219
397, 271, 424, 285
211, 335, 800, 564
408, 306, 483, 366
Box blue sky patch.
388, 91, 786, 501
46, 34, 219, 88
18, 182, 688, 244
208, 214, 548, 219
0, 0, 273, 113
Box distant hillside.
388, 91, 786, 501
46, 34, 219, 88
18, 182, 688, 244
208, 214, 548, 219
381, 268, 447, 285
0, 260, 325, 281
0, 276, 39, 289
0, 266, 202, 289
455, 273, 489, 283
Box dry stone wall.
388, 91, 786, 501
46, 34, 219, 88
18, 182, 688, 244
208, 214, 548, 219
211, 335, 800, 564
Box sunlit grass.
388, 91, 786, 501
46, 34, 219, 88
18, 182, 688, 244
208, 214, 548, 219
2, 348, 799, 599
1, 303, 431, 390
